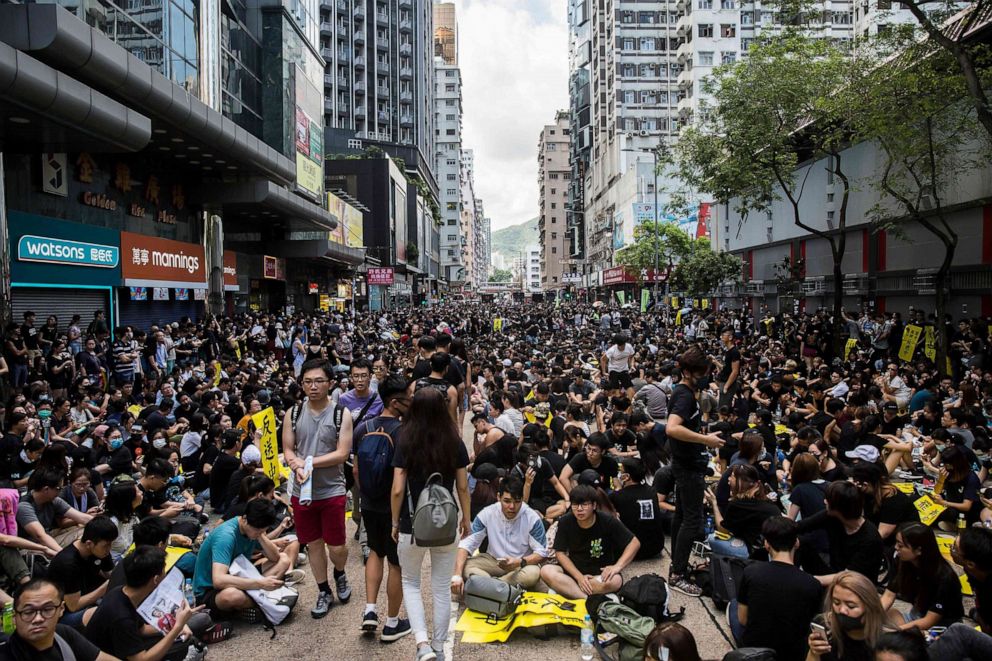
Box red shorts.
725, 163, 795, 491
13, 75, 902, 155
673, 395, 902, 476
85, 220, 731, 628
290, 495, 347, 546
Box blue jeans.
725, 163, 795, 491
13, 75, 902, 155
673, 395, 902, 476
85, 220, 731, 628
707, 533, 751, 558
728, 598, 745, 646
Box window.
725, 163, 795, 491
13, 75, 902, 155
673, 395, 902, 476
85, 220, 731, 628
446, 159, 456, 166
446, 70, 456, 77
446, 129, 455, 135
721, 24, 736, 37
698, 51, 714, 65
552, 247, 557, 254
550, 188, 557, 194
547, 143, 556, 151
551, 203, 557, 209
446, 188, 456, 195
445, 114, 455, 120
721, 51, 736, 64
698, 24, 713, 38
721, 0, 736, 8
640, 37, 654, 51
445, 84, 455, 92
741, 10, 753, 25
446, 174, 456, 180
622, 38, 635, 50
698, 0, 712, 8
551, 232, 557, 240
445, 100, 455, 106
549, 173, 560, 180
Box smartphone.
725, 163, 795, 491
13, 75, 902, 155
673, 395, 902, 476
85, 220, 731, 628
810, 622, 828, 640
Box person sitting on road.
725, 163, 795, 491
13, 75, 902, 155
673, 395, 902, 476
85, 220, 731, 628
48, 516, 117, 630
608, 457, 665, 560
558, 433, 619, 493
191, 499, 294, 615
452, 475, 547, 595
539, 484, 640, 599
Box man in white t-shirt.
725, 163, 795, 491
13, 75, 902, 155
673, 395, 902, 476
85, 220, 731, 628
600, 334, 636, 399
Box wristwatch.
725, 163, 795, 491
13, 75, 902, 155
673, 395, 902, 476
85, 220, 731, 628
519, 557, 528, 568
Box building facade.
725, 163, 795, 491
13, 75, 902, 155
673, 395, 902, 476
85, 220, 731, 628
538, 112, 573, 290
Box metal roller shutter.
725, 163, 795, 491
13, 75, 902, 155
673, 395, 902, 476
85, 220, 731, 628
117, 295, 203, 334
10, 287, 110, 335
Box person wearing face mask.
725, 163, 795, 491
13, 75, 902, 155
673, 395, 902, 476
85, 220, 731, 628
666, 346, 725, 597
94, 425, 134, 481
807, 571, 892, 661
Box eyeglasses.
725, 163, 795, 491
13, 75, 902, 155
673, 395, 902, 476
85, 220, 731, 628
570, 502, 594, 510
16, 602, 62, 620
302, 379, 330, 387
350, 373, 371, 380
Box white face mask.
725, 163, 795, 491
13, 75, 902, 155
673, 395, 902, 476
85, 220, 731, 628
153, 438, 167, 449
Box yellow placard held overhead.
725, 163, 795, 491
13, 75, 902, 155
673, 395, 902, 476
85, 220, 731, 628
898, 325, 922, 362
914, 494, 946, 527
891, 482, 915, 495
251, 407, 284, 487
493, 318, 503, 333
923, 326, 936, 361
844, 338, 858, 361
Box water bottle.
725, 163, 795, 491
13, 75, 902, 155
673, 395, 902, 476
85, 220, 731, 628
580, 614, 595, 661
1, 603, 13, 635
704, 515, 715, 536
183, 578, 195, 605
958, 513, 967, 533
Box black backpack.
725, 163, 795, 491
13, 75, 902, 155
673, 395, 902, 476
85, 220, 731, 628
616, 574, 684, 623
709, 554, 755, 609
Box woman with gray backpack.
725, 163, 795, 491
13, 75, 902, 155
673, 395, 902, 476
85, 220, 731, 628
390, 388, 471, 661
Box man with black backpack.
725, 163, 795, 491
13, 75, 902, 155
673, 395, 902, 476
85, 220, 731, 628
353, 374, 412, 643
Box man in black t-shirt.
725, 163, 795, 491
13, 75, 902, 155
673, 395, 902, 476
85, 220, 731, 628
47, 516, 116, 629
732, 517, 822, 659
715, 326, 741, 408
666, 347, 724, 597
952, 527, 992, 632
558, 434, 619, 492
609, 458, 664, 559
510, 443, 569, 515
0, 578, 104, 661
539, 484, 640, 599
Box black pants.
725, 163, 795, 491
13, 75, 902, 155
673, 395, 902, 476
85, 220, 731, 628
670, 468, 706, 577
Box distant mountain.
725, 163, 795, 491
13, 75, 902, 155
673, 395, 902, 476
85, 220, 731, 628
490, 217, 538, 263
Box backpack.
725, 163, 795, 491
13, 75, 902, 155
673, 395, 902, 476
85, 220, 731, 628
408, 472, 458, 547
616, 574, 683, 624
709, 553, 754, 609
721, 649, 777, 661
594, 600, 657, 661
230, 555, 299, 637
355, 418, 397, 500
463, 575, 523, 622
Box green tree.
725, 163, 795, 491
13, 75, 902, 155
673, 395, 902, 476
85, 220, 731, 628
615, 221, 693, 277
851, 31, 986, 374
490, 268, 512, 283
671, 239, 742, 300
676, 34, 857, 354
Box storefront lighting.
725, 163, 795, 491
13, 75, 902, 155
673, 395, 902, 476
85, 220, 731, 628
9, 116, 29, 124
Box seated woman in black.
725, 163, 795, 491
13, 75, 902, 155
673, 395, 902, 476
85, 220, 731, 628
705, 463, 782, 559
850, 462, 917, 543
880, 522, 963, 631
933, 445, 982, 529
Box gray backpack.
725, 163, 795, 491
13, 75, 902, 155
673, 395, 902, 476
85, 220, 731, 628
464, 575, 523, 621
408, 472, 458, 547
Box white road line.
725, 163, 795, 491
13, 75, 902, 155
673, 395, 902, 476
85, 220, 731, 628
445, 597, 458, 660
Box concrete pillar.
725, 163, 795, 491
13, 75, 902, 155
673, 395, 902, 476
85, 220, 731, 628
204, 212, 225, 317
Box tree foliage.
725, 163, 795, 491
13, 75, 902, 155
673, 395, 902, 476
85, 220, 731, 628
671, 239, 742, 299
490, 268, 512, 283
615, 221, 693, 273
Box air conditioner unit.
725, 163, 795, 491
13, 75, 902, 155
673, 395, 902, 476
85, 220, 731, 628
638, 130, 650, 136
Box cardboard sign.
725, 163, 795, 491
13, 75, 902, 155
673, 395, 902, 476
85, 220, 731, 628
924, 326, 936, 361
891, 482, 915, 494
251, 407, 284, 487
914, 494, 947, 526
899, 324, 922, 362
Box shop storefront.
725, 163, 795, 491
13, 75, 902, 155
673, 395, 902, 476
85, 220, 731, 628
117, 232, 206, 330
7, 212, 120, 333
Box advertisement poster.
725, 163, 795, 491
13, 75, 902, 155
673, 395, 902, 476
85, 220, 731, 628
367, 267, 395, 285
153, 287, 170, 301
130, 287, 147, 301
263, 255, 277, 279
174, 288, 189, 301
327, 192, 346, 244
344, 204, 364, 248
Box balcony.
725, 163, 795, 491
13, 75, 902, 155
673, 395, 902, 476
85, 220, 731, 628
377, 86, 389, 98
378, 111, 389, 122
677, 40, 692, 61
355, 105, 367, 117
336, 0, 347, 13
338, 101, 349, 113
376, 11, 389, 26
320, 22, 333, 36
353, 5, 365, 20
377, 38, 390, 50
354, 80, 366, 94
354, 55, 366, 68
400, 90, 412, 103
400, 43, 412, 56
399, 18, 412, 32
324, 98, 334, 112
354, 30, 365, 44
400, 66, 413, 79
322, 47, 335, 60
677, 67, 693, 88
400, 113, 413, 126
324, 73, 335, 86
399, 0, 410, 7
676, 14, 693, 37
338, 50, 350, 62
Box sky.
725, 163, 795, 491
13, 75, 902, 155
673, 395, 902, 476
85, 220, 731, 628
457, 0, 569, 230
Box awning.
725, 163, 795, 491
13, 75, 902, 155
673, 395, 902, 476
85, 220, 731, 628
0, 4, 294, 185
0, 42, 150, 152
197, 180, 338, 232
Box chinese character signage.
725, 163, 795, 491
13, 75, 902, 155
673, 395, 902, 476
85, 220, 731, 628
367, 267, 395, 285
263, 255, 277, 279
121, 232, 206, 288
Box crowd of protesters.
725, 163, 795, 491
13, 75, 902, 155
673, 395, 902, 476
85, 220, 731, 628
0, 300, 989, 661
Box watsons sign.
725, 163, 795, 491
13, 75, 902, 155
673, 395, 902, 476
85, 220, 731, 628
18, 235, 119, 268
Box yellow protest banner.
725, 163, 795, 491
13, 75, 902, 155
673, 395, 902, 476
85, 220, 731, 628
891, 482, 915, 495
914, 494, 947, 526
455, 591, 587, 644
127, 404, 143, 418
251, 407, 284, 487
127, 544, 190, 571
844, 339, 858, 362
701, 298, 709, 309
961, 573, 973, 596
493, 318, 503, 333
899, 325, 922, 362
675, 310, 683, 326
924, 326, 936, 361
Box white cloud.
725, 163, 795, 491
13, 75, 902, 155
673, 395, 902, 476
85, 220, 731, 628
457, 0, 568, 230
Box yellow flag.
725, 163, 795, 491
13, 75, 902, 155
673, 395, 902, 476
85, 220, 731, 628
898, 325, 922, 362
251, 407, 284, 487
675, 309, 683, 326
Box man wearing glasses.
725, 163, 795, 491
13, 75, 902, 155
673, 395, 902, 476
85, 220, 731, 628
284, 359, 355, 619
0, 577, 114, 661
539, 484, 640, 599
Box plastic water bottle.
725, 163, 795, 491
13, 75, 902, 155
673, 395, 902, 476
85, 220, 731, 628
704, 515, 715, 536
1, 603, 13, 635
580, 614, 595, 660
183, 578, 195, 605
958, 514, 967, 533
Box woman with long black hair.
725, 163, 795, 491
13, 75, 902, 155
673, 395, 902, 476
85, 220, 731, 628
390, 388, 471, 661
880, 522, 963, 631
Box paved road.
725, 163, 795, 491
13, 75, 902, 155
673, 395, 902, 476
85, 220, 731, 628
215, 420, 735, 661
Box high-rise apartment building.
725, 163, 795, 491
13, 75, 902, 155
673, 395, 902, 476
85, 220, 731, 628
436, 54, 465, 284
538, 112, 573, 290
459, 149, 479, 287
567, 0, 592, 265
434, 2, 458, 64
525, 244, 543, 293
320, 0, 435, 172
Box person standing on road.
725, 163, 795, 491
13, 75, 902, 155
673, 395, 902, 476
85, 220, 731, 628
390, 388, 471, 661
600, 333, 636, 400
284, 359, 354, 619
354, 374, 412, 643
667, 346, 725, 596
715, 326, 741, 408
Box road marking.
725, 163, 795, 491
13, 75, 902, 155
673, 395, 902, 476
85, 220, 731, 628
445, 597, 458, 659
